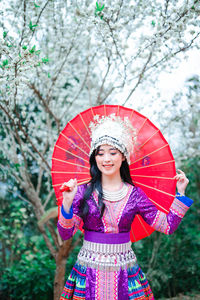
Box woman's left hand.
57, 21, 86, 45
174, 169, 189, 195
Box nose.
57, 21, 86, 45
104, 153, 111, 162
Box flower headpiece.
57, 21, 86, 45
89, 114, 137, 164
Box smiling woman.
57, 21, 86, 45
56, 112, 193, 300
95, 145, 125, 181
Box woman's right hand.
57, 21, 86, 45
60, 179, 77, 213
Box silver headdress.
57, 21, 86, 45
89, 114, 137, 164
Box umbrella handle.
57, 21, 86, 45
60, 186, 71, 192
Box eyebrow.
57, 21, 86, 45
99, 147, 117, 151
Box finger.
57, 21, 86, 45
175, 175, 185, 181
60, 182, 68, 189
67, 179, 74, 185
61, 180, 74, 190
60, 186, 71, 192
67, 179, 76, 186
71, 178, 78, 186
178, 175, 185, 180
61, 183, 72, 190
177, 169, 185, 175
174, 174, 182, 180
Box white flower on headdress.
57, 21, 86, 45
89, 114, 137, 164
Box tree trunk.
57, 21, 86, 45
54, 239, 72, 300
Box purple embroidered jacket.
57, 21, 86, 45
57, 184, 193, 240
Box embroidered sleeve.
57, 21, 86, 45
57, 185, 85, 240
136, 187, 193, 235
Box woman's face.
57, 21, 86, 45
95, 144, 124, 177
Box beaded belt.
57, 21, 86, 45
77, 231, 137, 271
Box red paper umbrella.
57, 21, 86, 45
51, 104, 176, 242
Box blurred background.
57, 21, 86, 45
0, 1, 199, 299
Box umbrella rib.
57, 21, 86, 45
136, 215, 151, 236
90, 107, 95, 117
131, 144, 169, 165
52, 157, 90, 169
131, 227, 136, 242
138, 129, 160, 150
79, 113, 90, 136
133, 180, 175, 197
60, 132, 89, 157
129, 109, 134, 119
52, 171, 89, 174
148, 197, 169, 213
53, 178, 91, 187
55, 145, 89, 164
68, 121, 90, 149
137, 118, 148, 135
130, 160, 175, 171
132, 174, 174, 180
78, 179, 91, 185
55, 180, 90, 195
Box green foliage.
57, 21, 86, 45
41, 57, 49, 64
95, 2, 105, 19
0, 189, 55, 299
0, 59, 9, 69
1, 251, 55, 300
34, 2, 40, 8
3, 31, 8, 38
29, 21, 38, 32
29, 45, 36, 53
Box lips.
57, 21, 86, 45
103, 164, 113, 168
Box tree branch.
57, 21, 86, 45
19, 0, 27, 47
38, 223, 57, 258
145, 31, 200, 73
28, 83, 61, 134
29, 0, 51, 43
122, 45, 155, 105
96, 56, 112, 105
43, 189, 55, 210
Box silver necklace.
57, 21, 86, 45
102, 183, 128, 202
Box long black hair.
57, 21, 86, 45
80, 146, 134, 219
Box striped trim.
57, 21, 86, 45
60, 265, 86, 300
151, 211, 170, 234
171, 197, 190, 218
128, 266, 154, 299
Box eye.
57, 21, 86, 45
97, 153, 104, 156
110, 152, 117, 155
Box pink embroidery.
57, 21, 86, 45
59, 212, 73, 229
116, 186, 133, 224
151, 211, 170, 234
103, 202, 118, 233
72, 214, 82, 235
58, 209, 82, 233
95, 268, 118, 300
102, 185, 133, 233
93, 185, 133, 233
170, 197, 189, 218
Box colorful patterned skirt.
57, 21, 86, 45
60, 231, 154, 300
